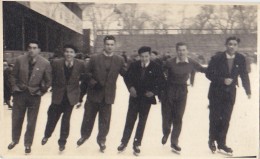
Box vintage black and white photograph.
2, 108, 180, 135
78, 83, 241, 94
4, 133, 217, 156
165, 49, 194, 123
1, 1, 258, 159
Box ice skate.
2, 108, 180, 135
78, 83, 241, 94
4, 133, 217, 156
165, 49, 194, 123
133, 145, 140, 156
171, 144, 181, 154
208, 140, 216, 153
217, 145, 233, 156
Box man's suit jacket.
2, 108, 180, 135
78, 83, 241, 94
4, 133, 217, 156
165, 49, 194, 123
11, 54, 51, 96
124, 61, 165, 105
86, 53, 126, 104
51, 58, 85, 105
206, 52, 251, 103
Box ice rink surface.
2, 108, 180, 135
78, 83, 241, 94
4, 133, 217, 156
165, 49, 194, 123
0, 64, 258, 159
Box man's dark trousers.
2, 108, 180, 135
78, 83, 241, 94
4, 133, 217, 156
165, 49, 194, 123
12, 90, 41, 147
121, 98, 151, 146
80, 100, 112, 144
166, 85, 188, 145
44, 93, 73, 146
209, 86, 236, 146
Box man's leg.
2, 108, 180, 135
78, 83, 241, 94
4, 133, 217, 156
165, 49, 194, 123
24, 94, 41, 147
80, 100, 99, 139
97, 103, 112, 144
120, 99, 139, 145
161, 96, 172, 143
209, 100, 222, 143
58, 104, 73, 146
171, 93, 187, 146
44, 104, 62, 139
133, 101, 151, 146
218, 101, 234, 146
12, 92, 27, 144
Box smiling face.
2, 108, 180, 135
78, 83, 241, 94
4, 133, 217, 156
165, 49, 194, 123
176, 45, 188, 62
64, 48, 76, 62
225, 40, 239, 56
140, 51, 151, 65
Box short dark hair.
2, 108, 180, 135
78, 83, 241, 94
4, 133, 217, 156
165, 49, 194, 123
27, 40, 41, 48
103, 35, 116, 43
84, 55, 90, 59
151, 51, 158, 56
176, 42, 187, 50
63, 44, 78, 53
225, 36, 241, 45
138, 46, 151, 55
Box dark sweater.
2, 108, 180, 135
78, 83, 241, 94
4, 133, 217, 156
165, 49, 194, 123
165, 57, 205, 85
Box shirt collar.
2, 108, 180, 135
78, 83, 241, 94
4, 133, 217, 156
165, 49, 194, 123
103, 51, 114, 57
27, 55, 38, 64
176, 57, 189, 63
142, 61, 150, 68
65, 60, 74, 67
226, 52, 236, 59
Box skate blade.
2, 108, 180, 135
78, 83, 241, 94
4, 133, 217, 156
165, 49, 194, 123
133, 151, 140, 156
118, 149, 126, 153
99, 149, 105, 153
217, 150, 233, 156
171, 149, 181, 155
211, 150, 216, 154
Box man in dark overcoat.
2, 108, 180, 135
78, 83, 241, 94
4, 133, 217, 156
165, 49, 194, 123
206, 36, 251, 153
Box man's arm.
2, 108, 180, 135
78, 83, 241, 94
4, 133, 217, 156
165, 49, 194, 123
123, 63, 137, 97
10, 58, 19, 92
206, 56, 226, 84
239, 56, 251, 97
41, 62, 52, 94
190, 59, 206, 86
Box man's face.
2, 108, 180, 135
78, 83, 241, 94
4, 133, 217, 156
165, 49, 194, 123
28, 43, 40, 58
176, 45, 188, 61
104, 40, 115, 54
226, 40, 238, 55
64, 48, 76, 62
3, 62, 8, 70
140, 52, 151, 64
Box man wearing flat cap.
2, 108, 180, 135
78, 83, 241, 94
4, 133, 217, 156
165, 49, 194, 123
117, 46, 164, 155
77, 35, 126, 152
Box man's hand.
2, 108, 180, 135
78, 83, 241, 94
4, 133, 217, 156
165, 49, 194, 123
89, 78, 98, 88
145, 91, 154, 98
129, 87, 137, 97
224, 78, 233, 85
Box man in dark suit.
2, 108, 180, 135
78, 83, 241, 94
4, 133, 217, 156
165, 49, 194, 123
41, 45, 85, 151
8, 40, 51, 154
162, 42, 206, 153
77, 35, 126, 152
117, 46, 164, 155
206, 36, 251, 154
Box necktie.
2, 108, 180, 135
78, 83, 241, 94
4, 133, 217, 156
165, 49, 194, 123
67, 62, 72, 68
141, 63, 146, 79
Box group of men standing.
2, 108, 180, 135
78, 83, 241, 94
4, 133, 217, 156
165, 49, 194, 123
7, 35, 251, 156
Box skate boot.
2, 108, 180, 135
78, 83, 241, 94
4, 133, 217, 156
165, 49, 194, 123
133, 145, 140, 156
208, 140, 216, 153
117, 143, 127, 152
218, 145, 233, 156
171, 144, 181, 154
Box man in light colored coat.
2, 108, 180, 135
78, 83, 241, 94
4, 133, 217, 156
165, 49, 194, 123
77, 35, 126, 152
8, 40, 51, 154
